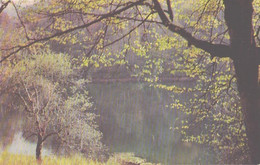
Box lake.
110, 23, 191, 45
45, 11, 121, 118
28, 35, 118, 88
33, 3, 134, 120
0, 82, 215, 164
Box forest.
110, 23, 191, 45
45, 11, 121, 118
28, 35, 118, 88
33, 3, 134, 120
0, 0, 259, 164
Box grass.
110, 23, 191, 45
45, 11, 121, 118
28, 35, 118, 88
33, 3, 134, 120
0, 151, 159, 165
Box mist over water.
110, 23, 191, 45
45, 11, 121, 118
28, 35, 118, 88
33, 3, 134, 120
0, 82, 214, 164
7, 132, 52, 156
87, 82, 213, 164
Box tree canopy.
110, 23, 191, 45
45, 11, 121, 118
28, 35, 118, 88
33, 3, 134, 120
0, 0, 260, 163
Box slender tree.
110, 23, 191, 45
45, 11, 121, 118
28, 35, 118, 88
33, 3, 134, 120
1, 52, 105, 161
0, 0, 259, 162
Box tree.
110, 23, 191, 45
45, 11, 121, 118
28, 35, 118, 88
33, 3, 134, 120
0, 0, 10, 14
1, 51, 105, 161
151, 0, 260, 163
0, 0, 259, 163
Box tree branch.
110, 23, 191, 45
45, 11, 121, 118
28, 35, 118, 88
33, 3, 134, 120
152, 0, 232, 59
42, 125, 69, 142
0, 0, 145, 63
0, 0, 10, 14
42, 132, 58, 142
12, 2, 32, 41
166, 0, 173, 21
25, 133, 37, 140
104, 12, 153, 47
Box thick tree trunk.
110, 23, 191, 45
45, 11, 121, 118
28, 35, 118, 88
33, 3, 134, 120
36, 134, 43, 161
234, 57, 260, 163
223, 0, 260, 163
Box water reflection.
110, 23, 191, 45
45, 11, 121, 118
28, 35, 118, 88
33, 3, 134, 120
87, 82, 210, 164
7, 132, 52, 156
1, 82, 212, 164
0, 111, 53, 157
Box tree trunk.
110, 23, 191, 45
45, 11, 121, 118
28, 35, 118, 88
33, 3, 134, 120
223, 0, 260, 163
234, 56, 260, 163
36, 133, 43, 161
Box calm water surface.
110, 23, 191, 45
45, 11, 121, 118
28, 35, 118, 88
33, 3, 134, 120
0, 82, 214, 164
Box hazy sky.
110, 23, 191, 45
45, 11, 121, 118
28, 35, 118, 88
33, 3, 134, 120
4, 0, 35, 16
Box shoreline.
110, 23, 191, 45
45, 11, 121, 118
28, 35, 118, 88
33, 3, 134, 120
89, 77, 196, 83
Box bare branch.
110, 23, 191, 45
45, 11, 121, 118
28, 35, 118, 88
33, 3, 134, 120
42, 126, 69, 142
18, 91, 32, 113
12, 2, 32, 41
42, 132, 57, 142
195, 0, 211, 25
104, 12, 153, 47
115, 15, 161, 24
25, 133, 37, 140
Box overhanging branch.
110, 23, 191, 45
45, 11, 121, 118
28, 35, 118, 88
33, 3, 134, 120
152, 0, 232, 59
0, 0, 10, 14
0, 0, 145, 63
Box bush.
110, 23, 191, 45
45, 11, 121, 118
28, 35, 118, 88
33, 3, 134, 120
0, 51, 107, 160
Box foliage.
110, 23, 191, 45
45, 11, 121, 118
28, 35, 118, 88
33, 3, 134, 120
130, 29, 250, 163
0, 51, 106, 160
167, 53, 249, 163
1, 0, 260, 163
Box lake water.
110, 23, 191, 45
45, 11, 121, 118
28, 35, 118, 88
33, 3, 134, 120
0, 82, 215, 164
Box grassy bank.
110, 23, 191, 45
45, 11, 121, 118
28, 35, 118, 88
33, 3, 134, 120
0, 151, 158, 165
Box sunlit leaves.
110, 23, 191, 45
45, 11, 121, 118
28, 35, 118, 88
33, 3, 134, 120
2, 0, 258, 163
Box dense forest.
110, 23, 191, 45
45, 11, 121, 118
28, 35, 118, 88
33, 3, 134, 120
0, 0, 259, 164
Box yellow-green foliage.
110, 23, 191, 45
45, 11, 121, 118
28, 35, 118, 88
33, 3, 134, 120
0, 152, 158, 165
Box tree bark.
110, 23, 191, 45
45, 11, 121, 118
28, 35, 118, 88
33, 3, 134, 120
36, 133, 43, 161
234, 53, 260, 163
152, 0, 259, 162
224, 0, 260, 163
